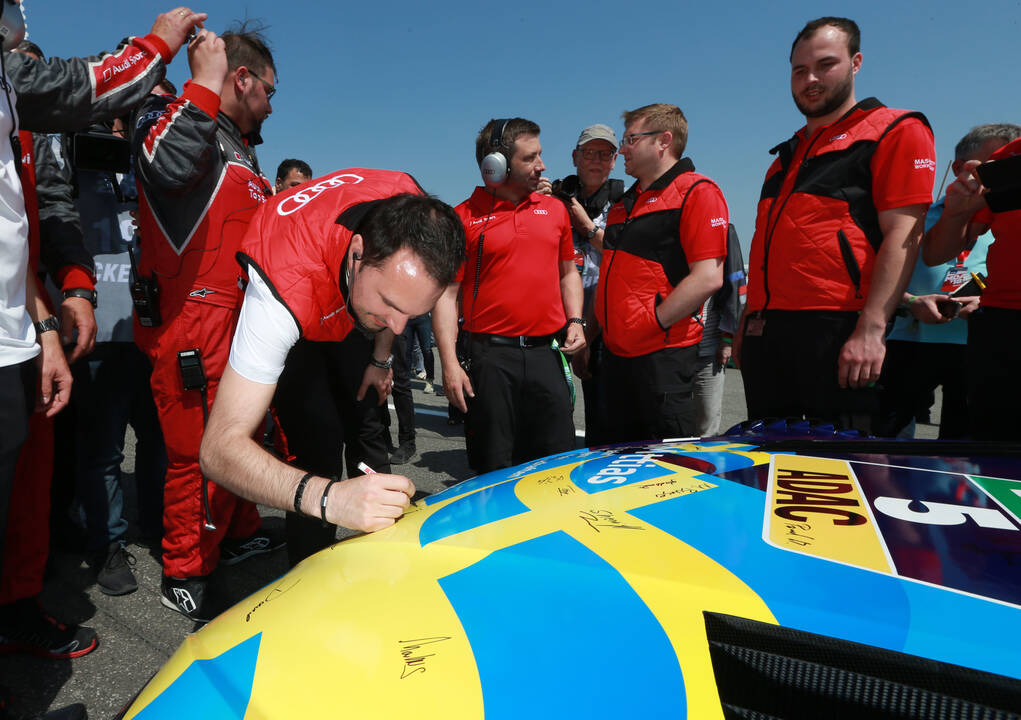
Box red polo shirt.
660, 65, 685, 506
973, 137, 1021, 310
454, 187, 574, 336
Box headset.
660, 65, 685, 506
479, 118, 510, 188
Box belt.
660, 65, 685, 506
466, 331, 554, 348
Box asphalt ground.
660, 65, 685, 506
1, 365, 941, 719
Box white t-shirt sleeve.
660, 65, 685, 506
228, 267, 300, 385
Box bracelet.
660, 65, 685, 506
369, 354, 393, 370
293, 472, 314, 515
320, 475, 341, 525
906, 295, 918, 305
34, 316, 60, 335
567, 317, 585, 328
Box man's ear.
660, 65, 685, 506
851, 51, 863, 75
657, 130, 673, 154
233, 67, 249, 95
349, 234, 364, 263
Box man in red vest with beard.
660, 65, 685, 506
736, 17, 936, 434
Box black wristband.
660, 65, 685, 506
320, 475, 341, 525
63, 287, 98, 308
369, 354, 393, 370
293, 472, 314, 515
567, 317, 585, 328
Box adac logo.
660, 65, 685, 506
570, 453, 670, 494
277, 173, 364, 216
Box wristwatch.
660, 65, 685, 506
568, 317, 586, 329
369, 354, 394, 370
585, 225, 599, 240
34, 316, 60, 335
64, 288, 98, 308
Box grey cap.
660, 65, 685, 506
576, 124, 618, 150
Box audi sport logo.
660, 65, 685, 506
277, 173, 365, 216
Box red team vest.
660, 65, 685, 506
237, 168, 425, 341
747, 98, 931, 312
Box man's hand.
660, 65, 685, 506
568, 198, 593, 235
717, 340, 733, 367
560, 322, 586, 354
838, 325, 885, 389
570, 344, 591, 380
956, 296, 981, 318
151, 7, 207, 57
60, 297, 97, 363
442, 363, 474, 414
943, 160, 989, 218
536, 177, 553, 196
325, 472, 415, 532
36, 331, 72, 417
357, 363, 393, 405
188, 29, 228, 94
907, 294, 952, 324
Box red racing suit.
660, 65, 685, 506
133, 82, 271, 578
2, 35, 174, 601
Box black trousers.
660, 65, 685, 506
580, 336, 610, 447
877, 339, 968, 439
382, 332, 415, 446
600, 345, 699, 445
273, 334, 391, 566
741, 310, 879, 434
0, 360, 36, 581
463, 338, 575, 473
967, 306, 1021, 440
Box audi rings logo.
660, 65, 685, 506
277, 173, 365, 216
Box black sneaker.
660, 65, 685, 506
389, 441, 417, 465
160, 575, 222, 623
219, 525, 286, 566
0, 597, 98, 659
95, 542, 137, 596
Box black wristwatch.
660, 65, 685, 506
369, 354, 393, 370
34, 316, 61, 335
568, 317, 586, 329
63, 288, 98, 308
585, 226, 599, 240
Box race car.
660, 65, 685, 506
117, 431, 1021, 719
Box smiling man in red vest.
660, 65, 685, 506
736, 17, 936, 433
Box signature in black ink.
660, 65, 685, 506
245, 577, 301, 622
579, 509, 643, 533
557, 486, 576, 496
399, 636, 451, 678
640, 479, 678, 489
783, 521, 815, 547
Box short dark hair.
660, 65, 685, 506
15, 40, 44, 59
154, 77, 177, 96
790, 17, 860, 61
474, 117, 541, 166
358, 194, 465, 287
276, 158, 312, 182
622, 103, 688, 158
955, 123, 1021, 162
222, 20, 275, 77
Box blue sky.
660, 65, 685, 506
25, 0, 1021, 252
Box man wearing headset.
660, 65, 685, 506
433, 117, 585, 473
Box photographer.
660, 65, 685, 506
544, 124, 623, 445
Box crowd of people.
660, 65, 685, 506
1, 7, 1019, 718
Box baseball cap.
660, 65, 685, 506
576, 124, 618, 151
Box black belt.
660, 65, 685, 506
466, 331, 554, 348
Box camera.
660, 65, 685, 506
550, 176, 580, 205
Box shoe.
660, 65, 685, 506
414, 369, 427, 380
390, 441, 417, 465
423, 381, 434, 394
219, 525, 286, 566
0, 597, 98, 659
95, 542, 137, 596
160, 575, 222, 623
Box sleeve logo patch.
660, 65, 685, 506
914, 158, 936, 171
